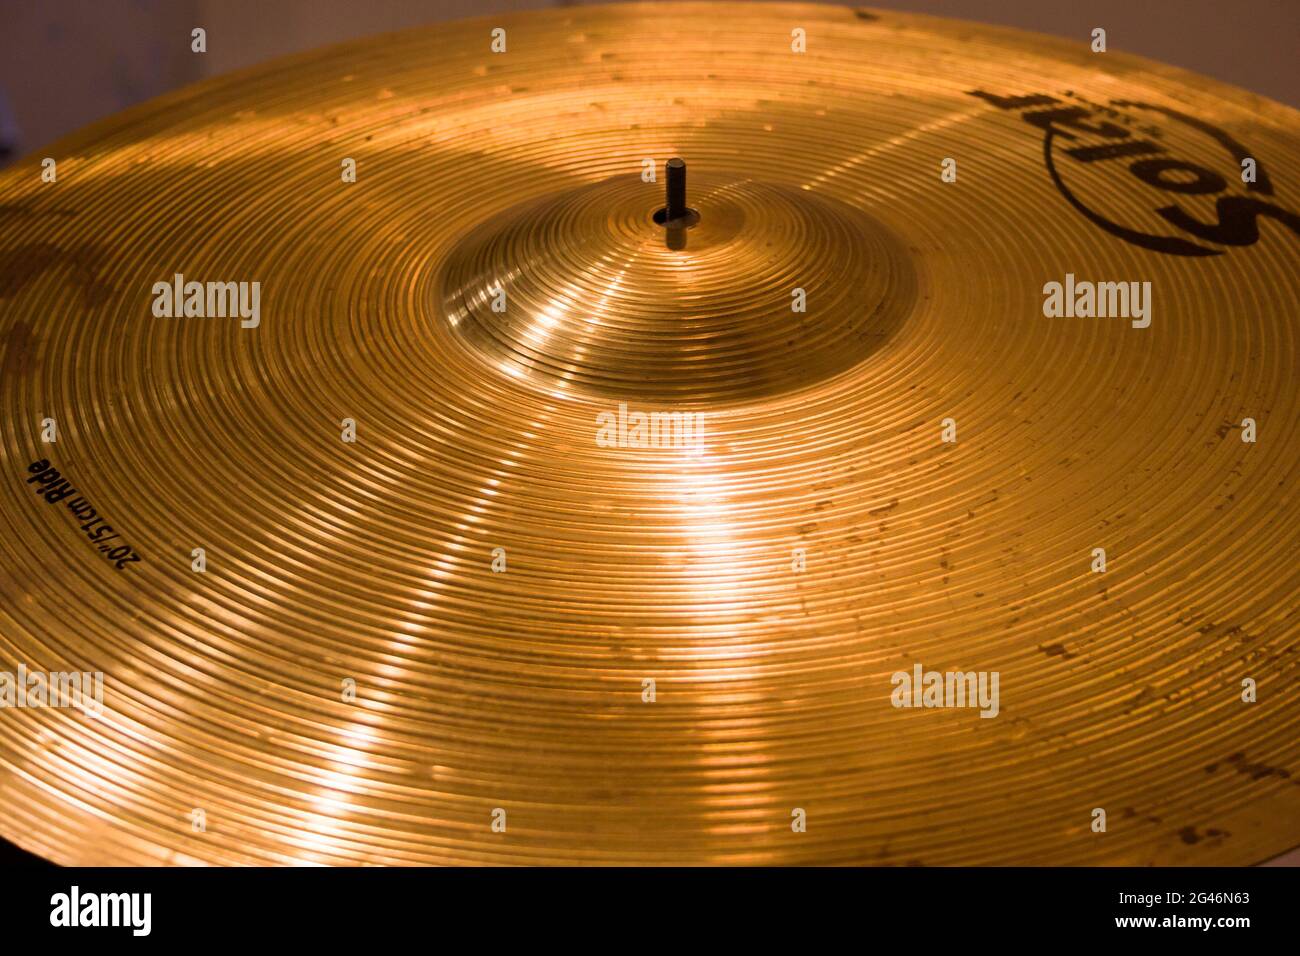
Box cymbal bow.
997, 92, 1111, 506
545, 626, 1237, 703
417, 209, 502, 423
0, 2, 1297, 866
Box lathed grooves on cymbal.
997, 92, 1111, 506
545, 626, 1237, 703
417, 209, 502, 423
0, 3, 1297, 866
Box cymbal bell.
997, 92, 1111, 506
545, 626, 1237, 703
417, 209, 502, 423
0, 1, 1297, 867
441, 167, 916, 401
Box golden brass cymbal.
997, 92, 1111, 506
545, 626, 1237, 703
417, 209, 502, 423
0, 2, 1297, 866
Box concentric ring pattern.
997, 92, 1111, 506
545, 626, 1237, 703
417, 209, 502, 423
0, 3, 1297, 865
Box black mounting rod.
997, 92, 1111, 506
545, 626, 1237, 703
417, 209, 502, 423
653, 157, 700, 244
665, 157, 687, 222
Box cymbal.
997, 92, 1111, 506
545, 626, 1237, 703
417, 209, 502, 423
0, 2, 1297, 866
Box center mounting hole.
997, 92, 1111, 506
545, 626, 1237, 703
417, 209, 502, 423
653, 205, 700, 227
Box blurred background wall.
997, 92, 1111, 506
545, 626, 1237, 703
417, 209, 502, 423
0, 0, 1296, 165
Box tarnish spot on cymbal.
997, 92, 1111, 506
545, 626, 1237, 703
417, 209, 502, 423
0, 318, 37, 387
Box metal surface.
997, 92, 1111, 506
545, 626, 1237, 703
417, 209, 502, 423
0, 2, 1297, 865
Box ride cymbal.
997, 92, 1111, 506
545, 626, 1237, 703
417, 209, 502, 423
0, 2, 1297, 866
